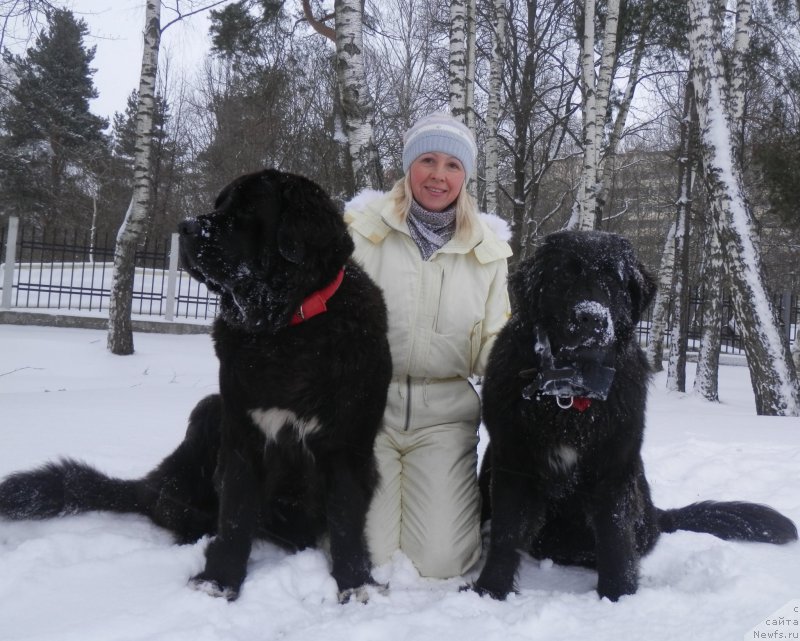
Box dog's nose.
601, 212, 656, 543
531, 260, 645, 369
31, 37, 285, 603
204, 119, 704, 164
571, 302, 613, 343
575, 309, 608, 332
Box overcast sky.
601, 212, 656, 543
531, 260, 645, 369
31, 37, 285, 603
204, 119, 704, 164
63, 0, 214, 122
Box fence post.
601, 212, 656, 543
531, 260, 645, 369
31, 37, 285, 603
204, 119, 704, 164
164, 232, 180, 321
1, 216, 19, 310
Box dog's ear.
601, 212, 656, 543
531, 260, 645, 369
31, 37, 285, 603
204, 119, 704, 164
278, 173, 353, 266
277, 224, 305, 264
507, 258, 535, 316
628, 261, 657, 323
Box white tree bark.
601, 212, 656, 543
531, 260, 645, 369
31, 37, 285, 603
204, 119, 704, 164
484, 0, 506, 215
693, 226, 724, 401
665, 209, 688, 392
687, 0, 800, 415
335, 0, 380, 191
646, 220, 677, 372
449, 0, 468, 122
667, 78, 696, 393
448, 0, 477, 186
729, 0, 752, 129
465, 0, 477, 133
666, 180, 692, 392
569, 0, 598, 231
107, 0, 161, 355
595, 0, 652, 221
592, 0, 620, 154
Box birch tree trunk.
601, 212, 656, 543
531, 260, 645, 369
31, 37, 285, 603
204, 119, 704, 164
694, 0, 749, 400
687, 0, 800, 416
571, 0, 622, 230
449, 0, 477, 188
595, 0, 653, 222
449, 0, 468, 122
646, 220, 677, 372
107, 0, 161, 355
335, 0, 381, 192
665, 202, 690, 392
693, 226, 724, 401
729, 0, 752, 153
465, 0, 477, 134
484, 0, 506, 215
569, 0, 598, 231
667, 79, 697, 392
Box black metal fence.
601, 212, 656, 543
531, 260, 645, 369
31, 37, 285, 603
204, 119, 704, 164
1, 219, 798, 351
634, 289, 798, 355
1, 220, 218, 321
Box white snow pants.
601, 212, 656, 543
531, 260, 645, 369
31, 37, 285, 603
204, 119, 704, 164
365, 376, 482, 579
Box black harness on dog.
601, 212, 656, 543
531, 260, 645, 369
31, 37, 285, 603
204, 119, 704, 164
520, 328, 615, 412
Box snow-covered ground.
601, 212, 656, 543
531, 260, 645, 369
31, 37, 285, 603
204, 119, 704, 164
1, 325, 798, 641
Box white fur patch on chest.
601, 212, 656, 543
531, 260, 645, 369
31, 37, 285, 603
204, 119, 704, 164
249, 407, 321, 444
548, 445, 578, 473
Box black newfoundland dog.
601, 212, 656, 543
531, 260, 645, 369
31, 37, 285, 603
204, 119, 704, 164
474, 230, 797, 602
0, 169, 392, 602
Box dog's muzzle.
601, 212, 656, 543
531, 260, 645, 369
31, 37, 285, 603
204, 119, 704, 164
521, 329, 615, 402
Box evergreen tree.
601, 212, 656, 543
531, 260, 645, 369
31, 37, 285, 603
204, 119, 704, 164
0, 8, 107, 227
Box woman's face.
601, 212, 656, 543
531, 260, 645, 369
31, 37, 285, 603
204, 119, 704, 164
408, 152, 466, 212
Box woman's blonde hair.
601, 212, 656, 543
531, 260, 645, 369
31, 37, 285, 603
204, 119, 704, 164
389, 173, 477, 241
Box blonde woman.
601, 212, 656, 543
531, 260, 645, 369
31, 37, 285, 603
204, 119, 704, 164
345, 112, 512, 578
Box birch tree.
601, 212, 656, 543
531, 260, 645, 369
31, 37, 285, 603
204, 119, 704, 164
694, 0, 780, 403
107, 0, 161, 355
693, 224, 724, 401
728, 0, 751, 150
645, 220, 677, 372
570, 0, 600, 231
594, 0, 654, 221
448, 0, 476, 137
107, 0, 230, 355
334, 0, 381, 192
570, 0, 659, 231
687, 0, 800, 415
484, 0, 506, 215
666, 79, 696, 392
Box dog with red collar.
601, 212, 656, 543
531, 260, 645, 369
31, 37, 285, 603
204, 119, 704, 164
0, 169, 392, 604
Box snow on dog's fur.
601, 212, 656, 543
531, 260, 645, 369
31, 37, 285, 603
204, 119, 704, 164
474, 230, 797, 602
0, 169, 392, 603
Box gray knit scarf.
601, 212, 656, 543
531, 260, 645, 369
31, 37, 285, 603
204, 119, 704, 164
407, 199, 457, 261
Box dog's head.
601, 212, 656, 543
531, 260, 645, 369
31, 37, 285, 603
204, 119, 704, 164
179, 169, 354, 331
510, 230, 656, 400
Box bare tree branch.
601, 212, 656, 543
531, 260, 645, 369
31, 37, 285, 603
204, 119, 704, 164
302, 0, 335, 42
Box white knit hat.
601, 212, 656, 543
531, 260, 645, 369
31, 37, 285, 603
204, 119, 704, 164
402, 112, 477, 177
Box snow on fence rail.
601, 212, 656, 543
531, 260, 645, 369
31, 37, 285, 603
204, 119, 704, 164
0, 217, 797, 350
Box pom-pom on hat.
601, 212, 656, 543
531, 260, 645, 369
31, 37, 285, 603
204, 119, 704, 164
402, 112, 477, 177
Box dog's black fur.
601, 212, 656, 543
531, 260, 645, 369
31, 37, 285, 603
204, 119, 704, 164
474, 230, 797, 602
0, 169, 392, 602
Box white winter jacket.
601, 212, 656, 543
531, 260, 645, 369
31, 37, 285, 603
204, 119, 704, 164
345, 193, 511, 386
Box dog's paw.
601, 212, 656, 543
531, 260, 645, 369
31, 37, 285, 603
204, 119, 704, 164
338, 581, 388, 605
189, 573, 240, 601
465, 581, 512, 600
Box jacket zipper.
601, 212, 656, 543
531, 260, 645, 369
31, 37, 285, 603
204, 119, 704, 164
404, 375, 412, 431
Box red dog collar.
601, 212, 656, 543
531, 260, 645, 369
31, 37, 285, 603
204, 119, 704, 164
556, 396, 592, 412
290, 268, 345, 326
